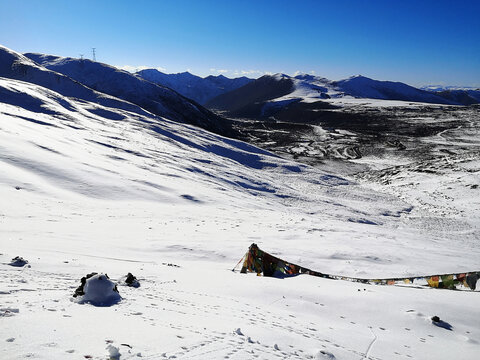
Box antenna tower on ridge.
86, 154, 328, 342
92, 48, 96, 61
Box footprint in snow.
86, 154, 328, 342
41, 342, 57, 348
1, 308, 19, 317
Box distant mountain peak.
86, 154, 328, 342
137, 69, 253, 104
421, 84, 480, 92
344, 74, 372, 82
270, 73, 290, 80
294, 74, 315, 81
140, 68, 165, 74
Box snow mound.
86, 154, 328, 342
74, 273, 121, 306
106, 344, 121, 359
0, 308, 19, 317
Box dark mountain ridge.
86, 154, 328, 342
136, 69, 252, 105
205, 74, 295, 117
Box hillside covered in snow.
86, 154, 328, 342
1, 44, 479, 360
22, 52, 234, 136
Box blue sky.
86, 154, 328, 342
1, 0, 479, 86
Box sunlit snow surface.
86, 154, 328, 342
1, 77, 479, 359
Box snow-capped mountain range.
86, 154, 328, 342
206, 73, 480, 118
421, 85, 480, 105
421, 85, 480, 92
136, 69, 252, 105
13, 49, 480, 122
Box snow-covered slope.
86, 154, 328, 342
23, 52, 233, 135
1, 62, 480, 359
137, 69, 252, 105
0, 76, 326, 205
0, 45, 152, 117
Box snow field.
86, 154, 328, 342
1, 74, 479, 359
